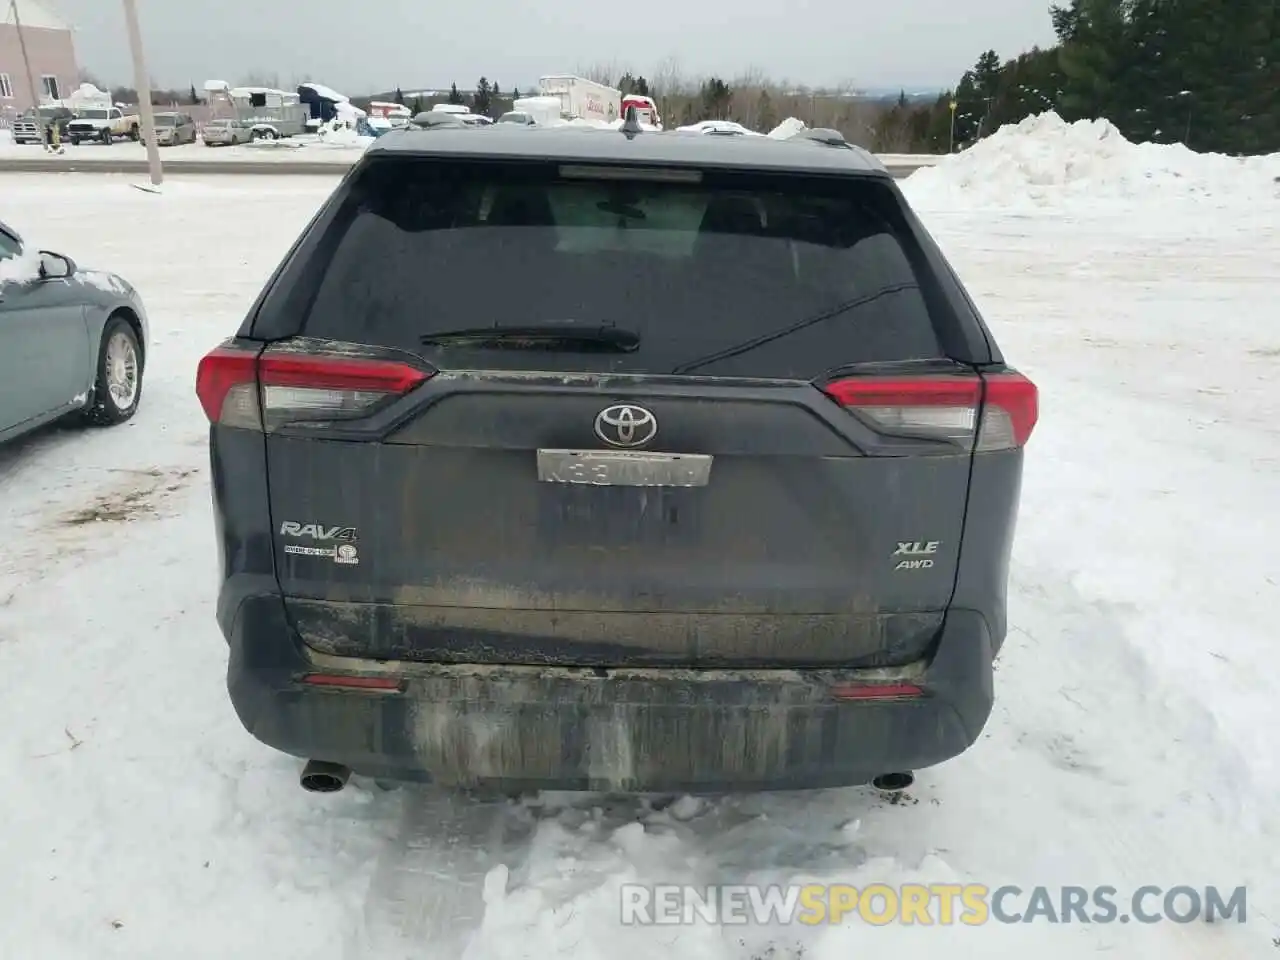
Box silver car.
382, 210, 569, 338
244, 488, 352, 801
201, 118, 250, 146
152, 112, 197, 146
0, 220, 150, 443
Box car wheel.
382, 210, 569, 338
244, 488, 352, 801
100, 128, 112, 145
130, 124, 140, 141
84, 316, 143, 426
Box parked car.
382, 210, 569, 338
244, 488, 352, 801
0, 220, 149, 443
196, 125, 1038, 796
11, 106, 76, 145
151, 112, 198, 146
496, 111, 537, 126
201, 118, 254, 146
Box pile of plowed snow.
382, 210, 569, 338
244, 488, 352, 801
904, 111, 1280, 209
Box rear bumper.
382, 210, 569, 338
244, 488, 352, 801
222, 594, 995, 793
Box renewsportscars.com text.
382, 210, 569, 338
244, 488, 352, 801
620, 883, 1247, 926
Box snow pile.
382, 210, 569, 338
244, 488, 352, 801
905, 111, 1280, 210
243, 137, 304, 150
0, 247, 40, 284
768, 117, 807, 139
314, 121, 375, 149
676, 120, 762, 136
66, 82, 110, 110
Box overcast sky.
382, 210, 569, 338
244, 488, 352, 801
48, 0, 1056, 94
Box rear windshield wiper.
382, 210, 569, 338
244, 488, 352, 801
420, 324, 640, 353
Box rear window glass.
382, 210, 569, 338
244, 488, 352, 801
299, 157, 945, 377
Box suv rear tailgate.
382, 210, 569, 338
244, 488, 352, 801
242, 154, 1002, 668
264, 363, 973, 667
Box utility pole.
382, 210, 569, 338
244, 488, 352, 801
9, 0, 42, 112
121, 0, 162, 186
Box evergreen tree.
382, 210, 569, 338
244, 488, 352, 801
756, 89, 777, 132
393, 87, 405, 105
699, 77, 732, 120
474, 77, 492, 116
448, 83, 463, 105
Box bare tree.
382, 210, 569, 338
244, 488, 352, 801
239, 71, 282, 90
575, 61, 620, 87
648, 56, 690, 98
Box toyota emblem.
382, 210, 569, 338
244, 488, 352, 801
594, 404, 658, 448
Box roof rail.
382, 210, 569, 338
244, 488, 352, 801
790, 127, 853, 149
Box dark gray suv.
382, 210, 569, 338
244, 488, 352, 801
197, 123, 1037, 795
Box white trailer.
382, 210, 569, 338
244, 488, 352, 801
536, 75, 621, 125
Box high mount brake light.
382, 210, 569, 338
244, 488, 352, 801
821, 372, 1038, 451
195, 345, 432, 430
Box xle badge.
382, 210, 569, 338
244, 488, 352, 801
893, 540, 939, 571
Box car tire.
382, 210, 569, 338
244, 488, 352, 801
100, 128, 112, 145
129, 124, 140, 141
84, 316, 143, 427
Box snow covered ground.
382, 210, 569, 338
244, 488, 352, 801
1, 116, 1278, 958
0, 128, 368, 164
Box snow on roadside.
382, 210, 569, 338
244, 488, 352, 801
903, 111, 1280, 210
0, 166, 1277, 960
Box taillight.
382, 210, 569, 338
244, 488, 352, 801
820, 372, 1037, 451
195, 343, 432, 431
979, 372, 1039, 449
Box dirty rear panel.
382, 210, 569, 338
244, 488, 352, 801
255, 155, 981, 668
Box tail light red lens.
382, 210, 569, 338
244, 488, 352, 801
980, 372, 1039, 449
196, 343, 432, 431
828, 682, 924, 701
820, 372, 1038, 451
300, 673, 405, 692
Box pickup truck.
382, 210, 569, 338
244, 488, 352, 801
11, 106, 76, 144
66, 106, 141, 145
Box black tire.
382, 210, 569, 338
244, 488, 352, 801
84, 316, 143, 427
70, 136, 80, 146
100, 128, 112, 145
129, 124, 140, 141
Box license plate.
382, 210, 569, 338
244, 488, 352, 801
537, 449, 712, 487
